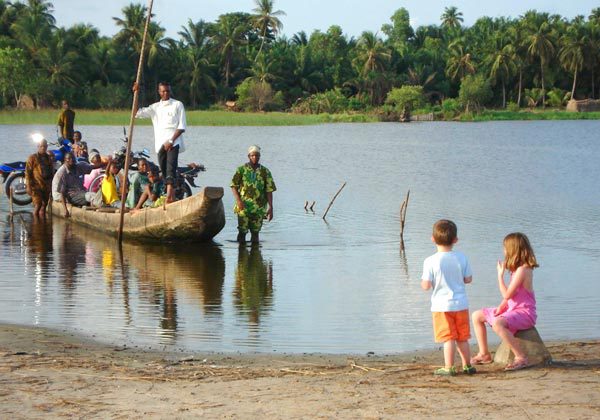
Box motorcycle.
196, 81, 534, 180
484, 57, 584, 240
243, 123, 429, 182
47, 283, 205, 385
1, 134, 74, 206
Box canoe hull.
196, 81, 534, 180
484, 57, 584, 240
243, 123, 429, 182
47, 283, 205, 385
50, 187, 226, 242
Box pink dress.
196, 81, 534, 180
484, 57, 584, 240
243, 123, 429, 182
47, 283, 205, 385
482, 274, 537, 334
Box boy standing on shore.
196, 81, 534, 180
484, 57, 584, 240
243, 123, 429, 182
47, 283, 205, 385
421, 219, 476, 376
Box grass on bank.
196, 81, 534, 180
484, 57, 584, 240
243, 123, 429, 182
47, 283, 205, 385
462, 109, 600, 121
0, 109, 376, 126
1, 108, 599, 126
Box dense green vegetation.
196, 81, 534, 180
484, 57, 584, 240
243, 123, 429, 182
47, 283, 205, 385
1, 0, 600, 120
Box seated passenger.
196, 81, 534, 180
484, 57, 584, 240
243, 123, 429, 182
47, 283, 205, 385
52, 152, 103, 217
75, 140, 89, 162
83, 149, 103, 190
125, 158, 149, 209
134, 166, 164, 210
101, 160, 127, 208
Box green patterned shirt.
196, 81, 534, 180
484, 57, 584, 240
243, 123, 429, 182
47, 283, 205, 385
231, 163, 276, 214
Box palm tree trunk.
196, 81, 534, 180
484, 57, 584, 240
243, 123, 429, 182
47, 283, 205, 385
502, 81, 506, 108
225, 55, 231, 88
255, 29, 267, 62
13, 89, 20, 108
541, 62, 546, 108
571, 67, 577, 101
517, 68, 523, 107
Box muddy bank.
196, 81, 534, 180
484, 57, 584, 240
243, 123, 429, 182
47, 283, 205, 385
1, 324, 599, 419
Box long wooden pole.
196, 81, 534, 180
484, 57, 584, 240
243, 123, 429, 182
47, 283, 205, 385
118, 0, 154, 243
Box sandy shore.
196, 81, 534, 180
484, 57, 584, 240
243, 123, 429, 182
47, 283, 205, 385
1, 324, 599, 419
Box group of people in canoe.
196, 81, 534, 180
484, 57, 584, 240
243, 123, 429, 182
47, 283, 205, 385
25, 82, 276, 244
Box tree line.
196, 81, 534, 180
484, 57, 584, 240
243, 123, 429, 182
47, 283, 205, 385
1, 0, 600, 114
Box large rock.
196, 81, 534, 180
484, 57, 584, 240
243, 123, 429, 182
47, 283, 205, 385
494, 327, 552, 366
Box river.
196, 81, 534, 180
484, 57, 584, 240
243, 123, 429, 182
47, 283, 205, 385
0, 121, 599, 353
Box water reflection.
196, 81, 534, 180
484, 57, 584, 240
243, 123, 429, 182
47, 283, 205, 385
234, 245, 273, 324
55, 222, 86, 293
19, 218, 227, 342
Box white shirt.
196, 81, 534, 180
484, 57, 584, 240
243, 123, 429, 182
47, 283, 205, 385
135, 98, 187, 153
421, 251, 472, 312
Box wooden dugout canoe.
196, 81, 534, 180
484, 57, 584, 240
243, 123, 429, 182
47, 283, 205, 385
50, 187, 226, 242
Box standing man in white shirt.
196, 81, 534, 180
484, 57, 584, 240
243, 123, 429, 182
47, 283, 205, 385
134, 81, 187, 203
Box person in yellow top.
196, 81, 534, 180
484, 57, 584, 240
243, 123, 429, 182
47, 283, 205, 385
57, 100, 76, 141
101, 160, 127, 208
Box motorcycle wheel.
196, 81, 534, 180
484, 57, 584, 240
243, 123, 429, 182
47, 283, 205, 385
175, 182, 193, 200
182, 183, 193, 199
88, 173, 105, 193
5, 172, 32, 206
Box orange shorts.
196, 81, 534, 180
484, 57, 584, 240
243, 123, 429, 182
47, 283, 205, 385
432, 310, 471, 343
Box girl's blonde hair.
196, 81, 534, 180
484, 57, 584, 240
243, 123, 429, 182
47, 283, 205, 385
503, 232, 539, 272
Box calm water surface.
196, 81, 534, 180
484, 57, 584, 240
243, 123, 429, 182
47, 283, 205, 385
1, 121, 599, 353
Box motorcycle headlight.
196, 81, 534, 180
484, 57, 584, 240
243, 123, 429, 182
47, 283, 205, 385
31, 133, 45, 144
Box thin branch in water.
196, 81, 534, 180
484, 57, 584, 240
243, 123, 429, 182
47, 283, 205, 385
322, 182, 347, 221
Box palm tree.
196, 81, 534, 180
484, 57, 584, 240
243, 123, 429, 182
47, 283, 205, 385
589, 8, 600, 24
488, 43, 517, 108
445, 40, 476, 82
178, 19, 209, 47
248, 54, 276, 83
355, 31, 390, 74
291, 31, 308, 46
441, 6, 463, 29
353, 31, 391, 104
145, 22, 167, 70
113, 3, 148, 55
9, 0, 55, 63
585, 20, 600, 98
506, 21, 528, 107
177, 19, 217, 105
214, 16, 247, 88
252, 0, 285, 60
406, 65, 437, 89
559, 24, 586, 102
525, 15, 555, 107
40, 29, 77, 88
293, 45, 323, 94
89, 38, 115, 84
24, 0, 55, 26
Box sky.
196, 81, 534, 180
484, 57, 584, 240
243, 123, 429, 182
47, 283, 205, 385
50, 0, 599, 39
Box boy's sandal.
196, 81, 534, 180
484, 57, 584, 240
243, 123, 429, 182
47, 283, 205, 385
434, 367, 456, 376
470, 353, 493, 365
504, 358, 529, 371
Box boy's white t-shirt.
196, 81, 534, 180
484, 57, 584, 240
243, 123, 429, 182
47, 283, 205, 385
422, 251, 472, 312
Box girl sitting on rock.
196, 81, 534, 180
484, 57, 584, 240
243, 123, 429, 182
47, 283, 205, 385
471, 232, 539, 371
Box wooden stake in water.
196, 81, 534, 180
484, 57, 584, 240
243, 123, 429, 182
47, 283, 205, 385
399, 189, 410, 250
322, 182, 347, 221
118, 0, 154, 243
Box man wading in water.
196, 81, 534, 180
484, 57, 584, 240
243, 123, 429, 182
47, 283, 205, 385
134, 81, 187, 204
